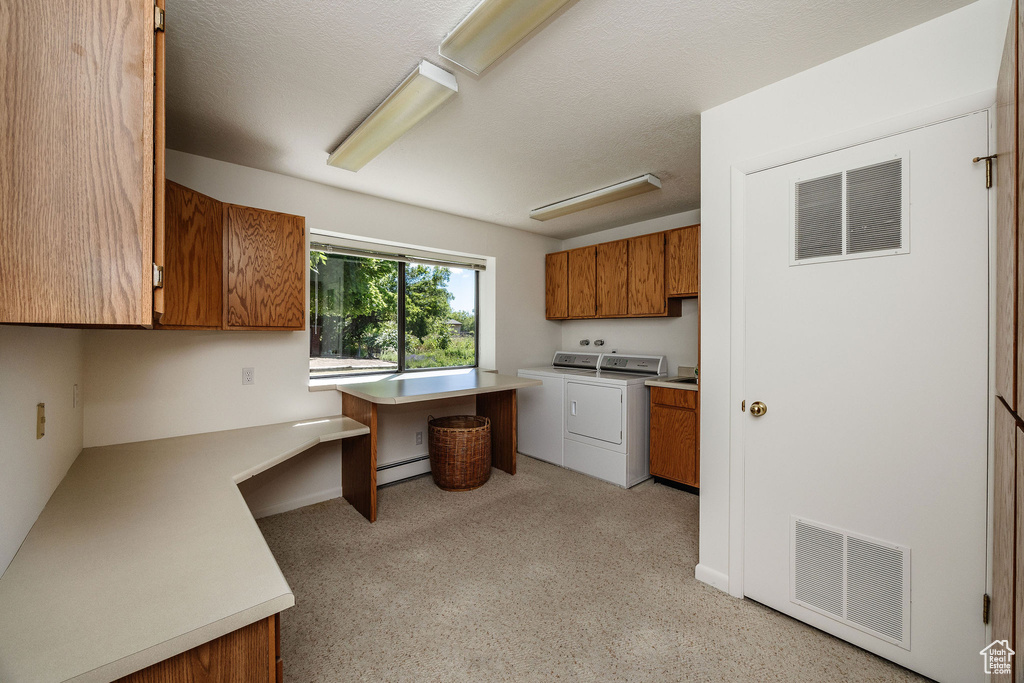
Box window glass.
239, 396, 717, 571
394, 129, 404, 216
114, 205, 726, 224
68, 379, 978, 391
404, 263, 476, 370
309, 251, 477, 377
309, 252, 398, 377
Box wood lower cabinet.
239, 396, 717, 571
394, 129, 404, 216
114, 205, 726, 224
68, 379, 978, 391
666, 225, 699, 298
0, 0, 164, 326
545, 252, 568, 319
628, 233, 666, 316
649, 387, 698, 488
596, 241, 628, 317
224, 205, 306, 330
116, 614, 282, 683
567, 246, 597, 318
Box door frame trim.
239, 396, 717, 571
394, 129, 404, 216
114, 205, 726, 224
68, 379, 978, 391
723, 89, 996, 600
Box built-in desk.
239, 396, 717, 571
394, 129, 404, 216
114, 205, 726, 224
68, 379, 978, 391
335, 369, 541, 522
0, 416, 367, 683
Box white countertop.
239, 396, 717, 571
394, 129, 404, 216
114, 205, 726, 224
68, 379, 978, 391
336, 368, 541, 404
0, 415, 368, 683
644, 376, 699, 391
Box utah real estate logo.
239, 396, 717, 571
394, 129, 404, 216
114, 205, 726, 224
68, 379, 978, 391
980, 640, 1014, 675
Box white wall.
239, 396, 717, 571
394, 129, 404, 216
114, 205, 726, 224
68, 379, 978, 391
83, 151, 562, 513
559, 210, 701, 370
698, 0, 1009, 593
0, 327, 84, 574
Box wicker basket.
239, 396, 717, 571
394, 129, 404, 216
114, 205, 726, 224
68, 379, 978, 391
427, 415, 492, 492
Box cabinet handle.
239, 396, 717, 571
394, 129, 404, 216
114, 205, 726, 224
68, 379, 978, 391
571, 400, 577, 416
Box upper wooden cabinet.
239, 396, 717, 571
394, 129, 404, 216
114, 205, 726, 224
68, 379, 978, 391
567, 246, 597, 318
224, 205, 306, 330
666, 225, 700, 298
157, 182, 224, 329
545, 252, 568, 319
628, 233, 666, 316
158, 182, 306, 331
543, 225, 697, 320
596, 241, 628, 317
0, 0, 165, 326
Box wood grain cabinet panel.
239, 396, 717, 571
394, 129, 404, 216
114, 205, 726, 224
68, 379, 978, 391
116, 615, 278, 683
596, 241, 628, 317
628, 233, 666, 316
998, 0, 1019, 410
224, 205, 306, 330
0, 0, 163, 326
567, 246, 597, 318
995, 401, 1016, 665
666, 225, 700, 298
156, 182, 224, 329
545, 252, 568, 319
649, 403, 698, 487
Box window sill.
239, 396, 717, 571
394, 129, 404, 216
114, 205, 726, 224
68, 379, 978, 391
308, 367, 490, 392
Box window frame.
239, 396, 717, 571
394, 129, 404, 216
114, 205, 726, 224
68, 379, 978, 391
309, 249, 480, 379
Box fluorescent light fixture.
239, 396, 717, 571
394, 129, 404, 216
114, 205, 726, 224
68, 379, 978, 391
327, 61, 458, 172
530, 174, 662, 221
439, 0, 573, 75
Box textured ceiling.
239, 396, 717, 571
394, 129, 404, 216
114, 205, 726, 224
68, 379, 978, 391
166, 0, 976, 239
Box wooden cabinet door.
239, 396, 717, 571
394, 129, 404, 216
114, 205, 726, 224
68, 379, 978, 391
649, 403, 697, 486
996, 0, 1019, 410
224, 205, 306, 330
666, 225, 700, 297
1, 0, 161, 326
596, 241, 628, 317
545, 252, 568, 319
995, 400, 1017, 678
156, 182, 223, 329
628, 233, 666, 315
567, 246, 596, 318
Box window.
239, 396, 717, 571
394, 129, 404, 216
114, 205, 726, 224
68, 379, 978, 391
309, 248, 478, 378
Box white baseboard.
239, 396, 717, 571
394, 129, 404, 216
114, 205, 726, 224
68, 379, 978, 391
247, 486, 343, 519
695, 563, 730, 593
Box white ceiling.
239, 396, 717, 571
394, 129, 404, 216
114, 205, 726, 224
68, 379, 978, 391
166, 0, 976, 239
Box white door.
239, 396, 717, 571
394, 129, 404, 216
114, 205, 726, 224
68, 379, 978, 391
742, 112, 989, 682
565, 382, 623, 445
517, 373, 564, 466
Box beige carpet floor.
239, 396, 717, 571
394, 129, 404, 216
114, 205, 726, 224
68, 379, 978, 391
257, 455, 930, 682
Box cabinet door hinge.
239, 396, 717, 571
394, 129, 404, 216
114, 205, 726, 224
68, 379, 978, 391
983, 593, 991, 624
154, 5, 165, 32
972, 155, 997, 189
153, 263, 164, 289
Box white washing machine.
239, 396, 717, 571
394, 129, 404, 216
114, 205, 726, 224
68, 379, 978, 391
517, 352, 601, 467
563, 354, 667, 488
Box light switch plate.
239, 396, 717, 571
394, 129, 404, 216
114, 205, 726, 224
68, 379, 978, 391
37, 403, 45, 439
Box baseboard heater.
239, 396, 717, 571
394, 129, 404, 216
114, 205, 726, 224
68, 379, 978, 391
377, 455, 430, 472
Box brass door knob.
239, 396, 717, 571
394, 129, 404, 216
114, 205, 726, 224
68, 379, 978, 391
749, 401, 767, 417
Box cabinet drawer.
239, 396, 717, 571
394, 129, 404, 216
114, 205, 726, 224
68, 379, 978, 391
650, 386, 697, 409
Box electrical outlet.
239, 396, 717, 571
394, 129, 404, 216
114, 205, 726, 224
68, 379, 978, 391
415, 431, 423, 445
242, 367, 255, 385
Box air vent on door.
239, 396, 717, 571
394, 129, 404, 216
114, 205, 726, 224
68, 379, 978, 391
790, 517, 911, 649
791, 153, 908, 266
795, 173, 843, 260
846, 159, 903, 254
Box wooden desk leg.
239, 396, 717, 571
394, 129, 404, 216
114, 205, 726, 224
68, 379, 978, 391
341, 394, 377, 522
476, 389, 517, 475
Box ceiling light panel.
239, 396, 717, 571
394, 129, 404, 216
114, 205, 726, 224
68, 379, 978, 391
328, 61, 458, 172
440, 0, 574, 75
530, 175, 663, 221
